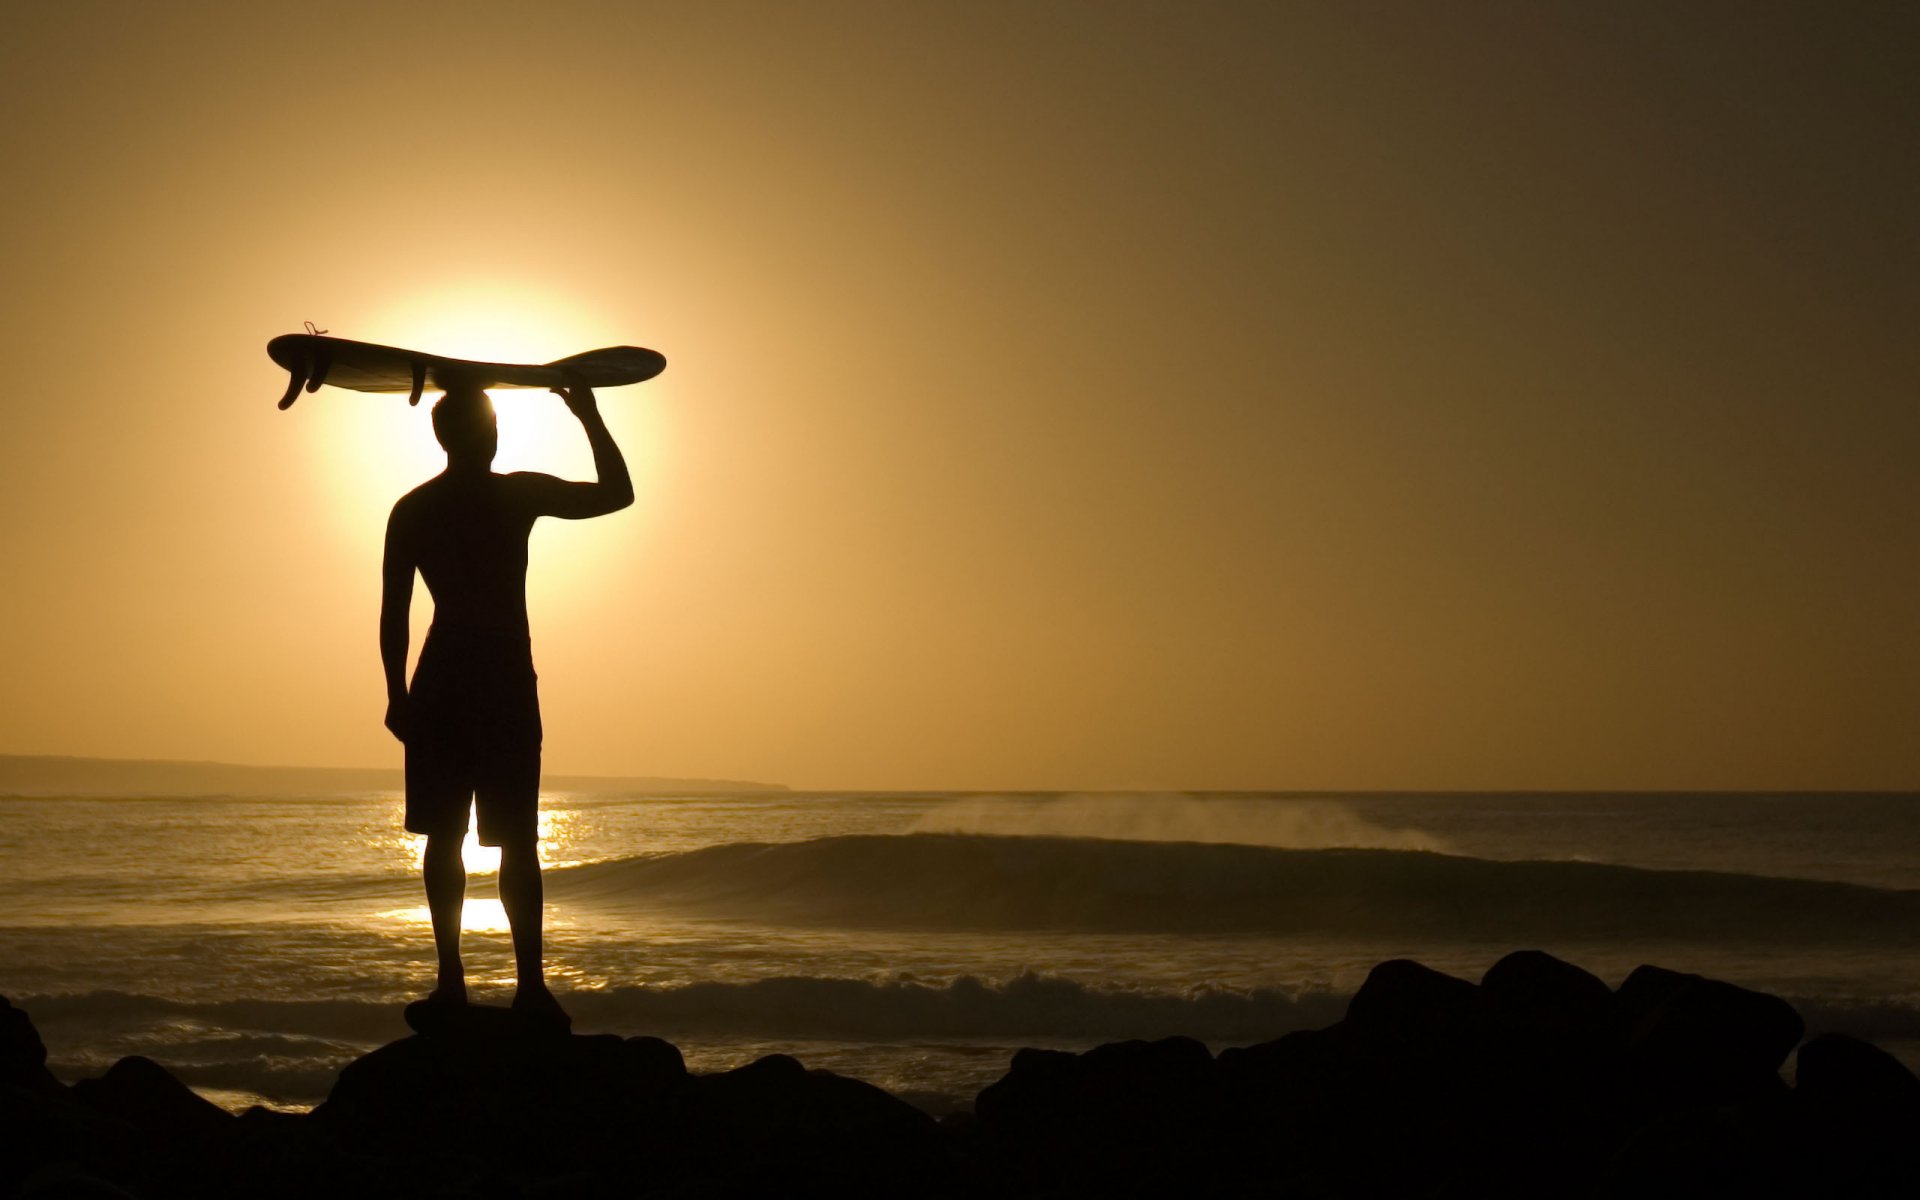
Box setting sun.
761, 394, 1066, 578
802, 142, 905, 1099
289, 280, 667, 617
301, 283, 614, 491
357, 284, 622, 474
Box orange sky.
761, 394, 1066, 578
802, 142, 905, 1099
0, 2, 1913, 789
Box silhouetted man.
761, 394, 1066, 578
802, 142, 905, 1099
381, 378, 631, 1028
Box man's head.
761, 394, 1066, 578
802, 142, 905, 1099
432, 381, 497, 466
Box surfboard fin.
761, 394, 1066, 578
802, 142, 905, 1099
276, 366, 308, 409
304, 342, 332, 393
407, 360, 426, 406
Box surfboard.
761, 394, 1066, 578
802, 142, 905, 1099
266, 333, 667, 410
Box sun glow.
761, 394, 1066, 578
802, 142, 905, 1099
300, 285, 608, 511
292, 281, 666, 592
359, 285, 629, 476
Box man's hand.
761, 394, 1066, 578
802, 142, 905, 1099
551, 377, 598, 419
384, 694, 409, 744
535, 374, 633, 517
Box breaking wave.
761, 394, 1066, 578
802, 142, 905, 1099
548, 833, 1920, 944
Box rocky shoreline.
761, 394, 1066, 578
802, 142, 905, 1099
6, 952, 1918, 1198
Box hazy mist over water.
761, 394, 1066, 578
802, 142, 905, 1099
907, 794, 1449, 851
3, 777, 1918, 1113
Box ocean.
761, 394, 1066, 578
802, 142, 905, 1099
3, 773, 1917, 1114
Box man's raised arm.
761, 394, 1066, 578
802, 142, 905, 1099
380, 506, 416, 742
537, 381, 634, 518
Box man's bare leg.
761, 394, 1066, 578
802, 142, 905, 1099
422, 832, 467, 1003
499, 836, 567, 1024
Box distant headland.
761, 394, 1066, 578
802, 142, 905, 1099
0, 754, 788, 797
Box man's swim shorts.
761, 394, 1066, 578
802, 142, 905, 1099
403, 626, 542, 847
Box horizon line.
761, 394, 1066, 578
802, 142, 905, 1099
1, 751, 1914, 797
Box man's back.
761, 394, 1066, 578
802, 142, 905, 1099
389, 472, 555, 637
382, 385, 634, 746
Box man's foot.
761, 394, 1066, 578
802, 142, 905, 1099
510, 983, 571, 1033
403, 982, 470, 1035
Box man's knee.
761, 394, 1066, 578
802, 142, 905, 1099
496, 833, 539, 867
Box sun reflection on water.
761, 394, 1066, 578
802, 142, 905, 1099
395, 802, 578, 876
376, 799, 582, 932
377, 898, 514, 932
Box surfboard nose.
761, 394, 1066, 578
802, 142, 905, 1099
267, 334, 313, 409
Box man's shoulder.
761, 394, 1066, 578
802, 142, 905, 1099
497, 471, 571, 502
388, 475, 448, 522
391, 480, 432, 509
500, 470, 566, 488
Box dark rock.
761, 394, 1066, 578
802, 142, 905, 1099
403, 997, 570, 1039
1225, 957, 1628, 1196
13, 958, 1920, 1199
316, 1022, 689, 1178
1086, 1033, 1210, 1066
1789, 1033, 1920, 1197
317, 1021, 949, 1196
1342, 962, 1485, 1116
70, 1056, 233, 1145
1345, 958, 1480, 1042
1, 996, 63, 1098
623, 1034, 686, 1078
64, 1057, 288, 1199
1476, 951, 1627, 1117
1217, 1026, 1349, 1102
1601, 1099, 1799, 1199
216, 1104, 395, 1200
0, 1076, 144, 1199
1480, 949, 1614, 1033
320, 1021, 691, 1182
8, 1164, 142, 1198
725, 1050, 805, 1081
1216, 1025, 1360, 1168
1796, 1032, 1920, 1116
1616, 966, 1802, 1108
1006, 1046, 1077, 1079
1220, 966, 1490, 1194
975, 1036, 1239, 1195
1337, 962, 1500, 1192
688, 1053, 949, 1193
